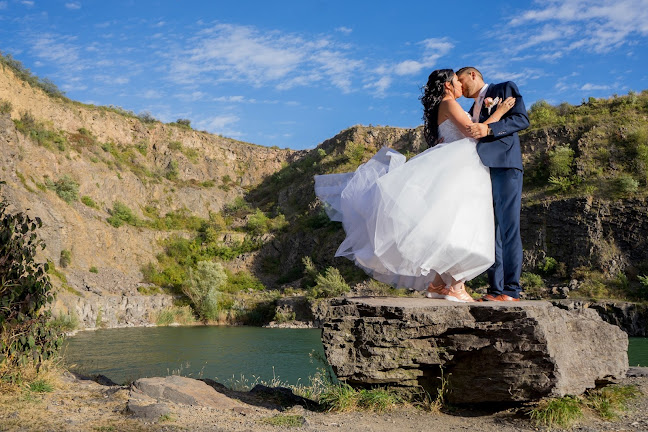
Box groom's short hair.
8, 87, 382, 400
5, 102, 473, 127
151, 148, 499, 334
456, 67, 483, 80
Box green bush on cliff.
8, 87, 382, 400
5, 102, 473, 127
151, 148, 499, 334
182, 261, 227, 321
0, 98, 12, 114
45, 175, 79, 204
0, 182, 63, 386
14, 112, 68, 151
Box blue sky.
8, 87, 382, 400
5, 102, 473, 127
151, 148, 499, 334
1, 0, 647, 150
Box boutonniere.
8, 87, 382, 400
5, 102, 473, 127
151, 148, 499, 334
484, 96, 501, 114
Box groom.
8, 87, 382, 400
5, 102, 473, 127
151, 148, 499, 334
456, 67, 529, 301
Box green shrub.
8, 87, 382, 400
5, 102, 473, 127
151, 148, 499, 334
49, 311, 79, 332
0, 99, 12, 114
165, 160, 179, 180
107, 201, 142, 228
222, 269, 265, 293
175, 118, 191, 128
343, 141, 366, 167
81, 196, 98, 208
59, 249, 72, 268
89, 266, 98, 273
638, 275, 648, 299
528, 100, 563, 128
521, 272, 545, 298
182, 261, 227, 321
45, 175, 79, 203
155, 306, 196, 326
548, 145, 574, 178
308, 267, 350, 299
613, 173, 639, 195
538, 256, 558, 275
0, 182, 63, 384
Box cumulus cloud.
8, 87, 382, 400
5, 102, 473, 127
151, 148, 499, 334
65, 2, 81, 10
335, 26, 352, 34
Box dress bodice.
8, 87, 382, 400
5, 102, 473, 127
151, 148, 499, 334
438, 112, 472, 143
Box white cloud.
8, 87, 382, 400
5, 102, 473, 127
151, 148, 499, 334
364, 76, 392, 97
65, 2, 81, 10
142, 89, 163, 99
394, 60, 423, 76
168, 23, 362, 92
335, 26, 352, 35
21, 1, 34, 6
510, 0, 648, 53
205, 114, 239, 130
30, 34, 81, 68
580, 83, 611, 91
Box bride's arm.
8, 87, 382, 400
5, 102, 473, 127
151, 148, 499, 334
440, 99, 475, 138
440, 97, 515, 139
483, 97, 516, 124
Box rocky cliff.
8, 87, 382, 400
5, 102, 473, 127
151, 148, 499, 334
2, 60, 648, 329
0, 63, 298, 325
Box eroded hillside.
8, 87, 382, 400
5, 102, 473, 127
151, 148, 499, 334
0, 63, 299, 319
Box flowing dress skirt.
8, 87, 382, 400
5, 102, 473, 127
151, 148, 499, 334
314, 139, 495, 291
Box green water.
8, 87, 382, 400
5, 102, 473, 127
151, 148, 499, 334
628, 337, 648, 367
63, 326, 327, 386
63, 328, 648, 386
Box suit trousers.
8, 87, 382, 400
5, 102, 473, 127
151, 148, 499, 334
487, 167, 523, 298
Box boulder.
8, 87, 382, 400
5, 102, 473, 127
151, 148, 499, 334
130, 375, 244, 409
319, 297, 629, 404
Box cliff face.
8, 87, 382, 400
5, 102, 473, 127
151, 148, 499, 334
0, 64, 298, 301
2, 59, 647, 329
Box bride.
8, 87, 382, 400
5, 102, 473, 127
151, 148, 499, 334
314, 69, 515, 302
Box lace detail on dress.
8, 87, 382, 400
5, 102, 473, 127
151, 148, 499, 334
437, 112, 472, 144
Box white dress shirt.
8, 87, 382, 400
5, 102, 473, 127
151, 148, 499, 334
472, 84, 489, 123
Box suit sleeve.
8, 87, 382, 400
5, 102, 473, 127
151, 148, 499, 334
487, 82, 529, 138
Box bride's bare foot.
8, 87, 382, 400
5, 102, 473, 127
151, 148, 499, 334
444, 283, 476, 303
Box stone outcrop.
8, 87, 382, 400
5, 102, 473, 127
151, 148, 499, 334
551, 299, 648, 337
521, 197, 648, 276
319, 297, 628, 404
52, 292, 175, 328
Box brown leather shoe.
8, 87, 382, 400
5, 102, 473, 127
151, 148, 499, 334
479, 294, 520, 302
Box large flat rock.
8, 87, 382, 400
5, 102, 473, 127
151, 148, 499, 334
319, 297, 629, 404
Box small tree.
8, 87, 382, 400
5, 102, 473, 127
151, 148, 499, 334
0, 182, 62, 383
182, 261, 227, 320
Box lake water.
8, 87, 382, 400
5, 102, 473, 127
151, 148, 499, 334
628, 337, 648, 367
63, 326, 327, 386
63, 327, 648, 386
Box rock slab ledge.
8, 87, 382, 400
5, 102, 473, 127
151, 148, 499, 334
319, 297, 629, 404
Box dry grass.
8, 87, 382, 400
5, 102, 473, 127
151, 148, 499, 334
0, 364, 157, 432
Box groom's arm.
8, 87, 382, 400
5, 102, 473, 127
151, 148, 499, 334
468, 82, 529, 139
487, 82, 529, 138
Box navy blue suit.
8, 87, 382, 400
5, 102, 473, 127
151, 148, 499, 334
469, 82, 529, 298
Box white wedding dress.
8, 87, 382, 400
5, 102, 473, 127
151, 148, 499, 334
314, 115, 495, 291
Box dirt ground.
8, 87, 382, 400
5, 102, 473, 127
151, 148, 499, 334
1, 372, 647, 432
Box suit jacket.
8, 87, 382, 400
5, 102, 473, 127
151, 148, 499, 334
469, 81, 529, 170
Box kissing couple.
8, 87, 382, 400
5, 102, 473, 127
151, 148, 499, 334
315, 67, 530, 302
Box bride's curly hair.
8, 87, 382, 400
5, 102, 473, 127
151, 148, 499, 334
420, 69, 455, 146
